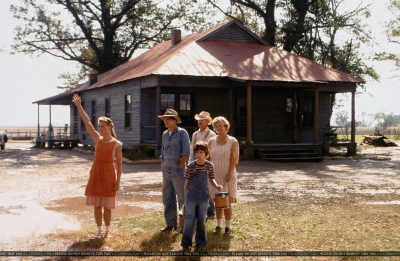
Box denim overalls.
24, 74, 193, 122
181, 161, 212, 247
160, 126, 190, 228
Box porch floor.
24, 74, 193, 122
35, 137, 79, 148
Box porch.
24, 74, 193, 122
241, 141, 357, 161
241, 143, 323, 161
34, 126, 79, 148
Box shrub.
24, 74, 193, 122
125, 144, 153, 160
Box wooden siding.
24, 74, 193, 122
207, 24, 257, 43
249, 88, 332, 144
77, 79, 141, 148
252, 88, 293, 143
297, 92, 330, 143
158, 75, 229, 88
140, 75, 159, 88
141, 88, 157, 143
141, 86, 232, 145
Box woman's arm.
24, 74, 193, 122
225, 138, 239, 183
72, 94, 100, 142
115, 145, 122, 191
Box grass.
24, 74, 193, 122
48, 194, 400, 261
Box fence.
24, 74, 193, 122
3, 126, 70, 140
2, 128, 35, 140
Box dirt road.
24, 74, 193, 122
1, 141, 400, 252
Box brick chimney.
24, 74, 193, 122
171, 29, 181, 46
88, 73, 98, 85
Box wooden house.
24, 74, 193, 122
34, 19, 364, 159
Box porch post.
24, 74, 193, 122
47, 104, 54, 148
37, 104, 40, 138
49, 105, 52, 140
246, 82, 252, 145
156, 86, 161, 154
293, 91, 297, 143
351, 90, 356, 143
229, 87, 234, 137
313, 87, 319, 144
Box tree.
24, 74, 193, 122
374, 112, 395, 135
374, 0, 400, 71
10, 0, 218, 89
207, 0, 316, 51
335, 110, 350, 139
206, 0, 378, 81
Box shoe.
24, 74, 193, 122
195, 246, 207, 252
224, 227, 232, 235
96, 232, 103, 238
182, 246, 191, 252
214, 226, 222, 233
160, 226, 176, 232
104, 231, 113, 238
206, 214, 215, 220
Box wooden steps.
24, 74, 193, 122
258, 148, 323, 161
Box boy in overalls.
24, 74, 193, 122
181, 141, 223, 252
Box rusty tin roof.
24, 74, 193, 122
34, 20, 364, 104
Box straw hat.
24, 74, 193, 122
158, 108, 182, 123
194, 111, 212, 125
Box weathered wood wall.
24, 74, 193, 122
252, 88, 293, 143
77, 79, 141, 148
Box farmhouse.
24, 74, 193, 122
33, 19, 364, 159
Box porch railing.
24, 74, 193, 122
37, 125, 70, 139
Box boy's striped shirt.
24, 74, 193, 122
184, 161, 215, 180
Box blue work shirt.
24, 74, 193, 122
160, 126, 190, 163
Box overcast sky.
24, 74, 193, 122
0, 0, 398, 127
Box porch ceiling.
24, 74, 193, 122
33, 92, 73, 105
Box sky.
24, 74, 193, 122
0, 0, 399, 127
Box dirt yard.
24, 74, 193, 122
1, 141, 400, 254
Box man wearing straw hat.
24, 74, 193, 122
190, 111, 217, 220
158, 109, 190, 232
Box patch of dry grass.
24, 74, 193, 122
39, 194, 400, 261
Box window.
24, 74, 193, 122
180, 94, 191, 111
91, 100, 96, 128
80, 101, 86, 132
179, 94, 192, 117
125, 94, 131, 129
286, 98, 293, 112
161, 94, 175, 111
105, 98, 111, 117
301, 97, 314, 127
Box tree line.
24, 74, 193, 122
9, 0, 399, 90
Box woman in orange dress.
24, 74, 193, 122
73, 94, 122, 238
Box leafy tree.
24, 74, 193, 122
374, 0, 400, 71
207, 0, 378, 82
334, 110, 350, 139
10, 0, 218, 89
393, 114, 400, 126
207, 0, 317, 51
374, 112, 395, 135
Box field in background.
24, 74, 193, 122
3, 126, 399, 143
0, 126, 69, 140
1, 126, 377, 136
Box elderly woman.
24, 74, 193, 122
207, 116, 239, 235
